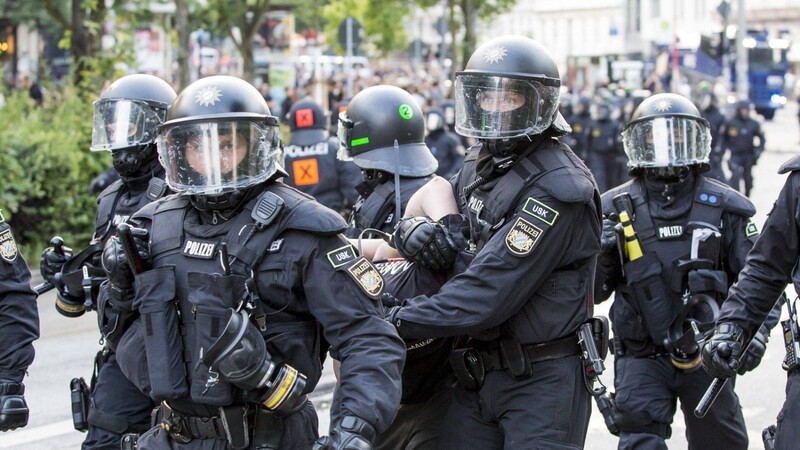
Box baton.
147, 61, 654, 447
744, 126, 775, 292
116, 223, 146, 274
33, 236, 65, 295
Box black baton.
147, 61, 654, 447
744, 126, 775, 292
116, 223, 145, 275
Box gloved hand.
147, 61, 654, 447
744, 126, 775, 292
313, 415, 376, 450
0, 382, 29, 431
600, 217, 619, 255
737, 325, 769, 374
392, 216, 458, 271
701, 322, 745, 379
39, 238, 73, 283
101, 228, 149, 301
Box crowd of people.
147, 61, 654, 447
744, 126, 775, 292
1, 33, 799, 450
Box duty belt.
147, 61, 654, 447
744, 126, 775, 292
480, 334, 582, 372
158, 402, 229, 443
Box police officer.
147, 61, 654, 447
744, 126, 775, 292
721, 99, 765, 196
586, 101, 625, 192
564, 95, 593, 161
38, 74, 176, 449
105, 76, 403, 449
385, 35, 601, 448
339, 85, 439, 239
282, 98, 362, 216
424, 107, 465, 179
0, 213, 39, 431
701, 153, 800, 450
595, 93, 769, 449
699, 92, 727, 183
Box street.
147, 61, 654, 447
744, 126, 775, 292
1, 101, 799, 449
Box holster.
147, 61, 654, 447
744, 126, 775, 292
134, 267, 189, 402
70, 377, 90, 432
499, 338, 533, 379
448, 348, 485, 391
251, 407, 284, 449
624, 253, 674, 347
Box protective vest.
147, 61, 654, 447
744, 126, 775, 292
93, 177, 168, 242
133, 183, 345, 408
283, 137, 345, 210
351, 176, 431, 235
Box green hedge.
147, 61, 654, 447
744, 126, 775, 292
0, 88, 108, 263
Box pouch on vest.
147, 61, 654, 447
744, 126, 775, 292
116, 318, 152, 397
623, 253, 673, 347
687, 269, 728, 298
187, 272, 248, 405
134, 266, 188, 401
96, 291, 136, 352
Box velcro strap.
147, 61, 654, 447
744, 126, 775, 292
0, 383, 24, 395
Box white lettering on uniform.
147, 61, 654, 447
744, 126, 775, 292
468, 196, 484, 214
284, 142, 328, 158
529, 204, 548, 218
658, 225, 683, 239
183, 240, 215, 257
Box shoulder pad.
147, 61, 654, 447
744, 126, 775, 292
536, 166, 596, 204
133, 194, 184, 221
271, 184, 347, 235
698, 177, 756, 217
464, 143, 481, 161
778, 155, 800, 174
96, 179, 125, 205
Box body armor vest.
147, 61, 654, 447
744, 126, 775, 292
351, 176, 431, 235
94, 177, 168, 242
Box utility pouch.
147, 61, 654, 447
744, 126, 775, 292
499, 338, 533, 379
624, 253, 673, 347
448, 348, 485, 391
96, 292, 136, 352
587, 316, 610, 361
134, 267, 189, 401
219, 405, 250, 450
251, 407, 284, 450
188, 272, 248, 405
687, 269, 728, 297
70, 377, 90, 432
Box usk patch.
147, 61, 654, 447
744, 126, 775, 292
346, 256, 384, 299
522, 197, 559, 226
327, 244, 357, 268
505, 217, 543, 256
745, 219, 759, 237
0, 227, 18, 262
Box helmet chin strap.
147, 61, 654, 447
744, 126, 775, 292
482, 135, 532, 172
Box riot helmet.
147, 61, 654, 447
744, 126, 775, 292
91, 74, 177, 177
287, 99, 326, 146
440, 100, 456, 130
425, 107, 446, 133
591, 102, 611, 121
736, 99, 751, 119
157, 76, 283, 211
337, 85, 437, 177
454, 35, 563, 141
622, 93, 711, 176
329, 98, 350, 135
575, 96, 592, 116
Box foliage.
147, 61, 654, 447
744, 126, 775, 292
0, 86, 107, 261
321, 0, 410, 56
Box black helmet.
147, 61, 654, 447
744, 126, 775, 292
591, 102, 611, 121
454, 35, 564, 140
735, 100, 752, 118
622, 93, 711, 172
91, 74, 177, 177
425, 107, 446, 133
337, 85, 437, 177
287, 99, 326, 146
157, 76, 283, 211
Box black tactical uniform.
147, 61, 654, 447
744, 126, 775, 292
282, 99, 362, 214
39, 74, 176, 449
338, 85, 438, 239
596, 93, 768, 449
586, 102, 625, 192
703, 155, 800, 450
721, 100, 765, 196
0, 214, 39, 431
388, 36, 600, 449
107, 76, 403, 450
564, 96, 593, 161
424, 108, 464, 178
699, 93, 727, 183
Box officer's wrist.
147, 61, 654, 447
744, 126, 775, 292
337, 415, 376, 443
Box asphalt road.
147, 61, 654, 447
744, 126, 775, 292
1, 101, 799, 449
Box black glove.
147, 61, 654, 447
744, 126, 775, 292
701, 322, 745, 379
313, 415, 376, 450
738, 325, 769, 374
392, 216, 458, 271
0, 382, 29, 431
600, 218, 619, 255
101, 228, 149, 301
39, 241, 73, 284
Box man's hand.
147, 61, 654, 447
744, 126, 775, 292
313, 415, 376, 450
101, 228, 148, 301
39, 237, 73, 283
600, 217, 619, 255
0, 382, 28, 431
738, 325, 769, 374
701, 322, 746, 379
392, 216, 458, 271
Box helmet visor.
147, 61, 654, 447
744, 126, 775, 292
91, 99, 165, 151
623, 117, 711, 169
157, 120, 281, 195
336, 112, 356, 162
454, 74, 560, 139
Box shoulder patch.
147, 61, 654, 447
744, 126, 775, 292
505, 216, 544, 256
327, 244, 357, 268
345, 256, 384, 299
695, 191, 722, 207
745, 219, 759, 237
0, 227, 18, 262
522, 197, 559, 225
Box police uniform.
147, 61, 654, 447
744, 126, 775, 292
586, 108, 625, 192
113, 182, 404, 449
348, 175, 433, 239
425, 128, 464, 179
392, 135, 600, 449
564, 102, 593, 161
721, 107, 765, 196
596, 174, 756, 449
715, 155, 800, 450
701, 104, 726, 182
0, 213, 39, 431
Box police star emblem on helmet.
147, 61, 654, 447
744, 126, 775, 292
483, 45, 508, 64
654, 99, 672, 112
194, 86, 223, 107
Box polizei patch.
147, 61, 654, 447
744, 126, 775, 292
327, 244, 357, 268
346, 256, 384, 299
505, 217, 543, 256
182, 239, 217, 259
0, 228, 18, 262
657, 225, 684, 240
522, 197, 559, 226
